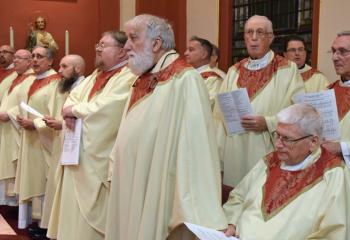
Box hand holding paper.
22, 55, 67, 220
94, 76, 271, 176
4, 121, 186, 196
184, 222, 240, 240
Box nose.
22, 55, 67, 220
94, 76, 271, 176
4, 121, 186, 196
124, 39, 132, 52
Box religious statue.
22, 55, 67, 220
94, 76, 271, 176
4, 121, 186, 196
27, 16, 59, 52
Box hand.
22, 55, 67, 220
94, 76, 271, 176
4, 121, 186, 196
0, 112, 9, 122
322, 141, 342, 156
62, 105, 75, 118
241, 115, 267, 132
17, 116, 35, 130
224, 224, 239, 237
43, 115, 62, 130
64, 117, 76, 131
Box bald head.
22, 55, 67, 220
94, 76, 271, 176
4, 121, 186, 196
0, 45, 15, 68
13, 49, 32, 74
58, 54, 85, 93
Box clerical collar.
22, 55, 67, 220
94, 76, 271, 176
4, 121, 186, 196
71, 76, 85, 89
246, 51, 272, 70
341, 77, 350, 86
5, 63, 14, 70
298, 64, 306, 70
106, 60, 128, 72
196, 64, 210, 74
281, 148, 320, 171
36, 69, 53, 80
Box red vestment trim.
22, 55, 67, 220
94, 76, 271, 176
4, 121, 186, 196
262, 147, 343, 221
201, 71, 222, 80
236, 54, 289, 100
0, 68, 15, 84
301, 68, 319, 82
27, 74, 60, 100
88, 66, 124, 101
328, 80, 350, 120
8, 74, 34, 94
127, 58, 191, 112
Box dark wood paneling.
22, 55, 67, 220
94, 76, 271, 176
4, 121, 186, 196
219, 0, 233, 71
311, 0, 320, 68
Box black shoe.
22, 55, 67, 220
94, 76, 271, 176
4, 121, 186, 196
31, 230, 48, 240
28, 227, 47, 238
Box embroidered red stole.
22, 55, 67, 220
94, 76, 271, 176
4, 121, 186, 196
127, 58, 191, 112
261, 148, 343, 221
0, 68, 15, 84
328, 80, 350, 120
8, 74, 34, 94
88, 66, 123, 101
27, 74, 60, 100
236, 54, 289, 100
301, 68, 318, 82
201, 71, 222, 80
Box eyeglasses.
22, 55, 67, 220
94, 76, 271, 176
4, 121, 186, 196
95, 43, 119, 50
272, 131, 312, 146
328, 47, 350, 57
286, 47, 306, 54
0, 50, 14, 55
14, 56, 30, 60
244, 29, 272, 38
32, 53, 47, 59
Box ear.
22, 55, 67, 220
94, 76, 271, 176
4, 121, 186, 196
269, 33, 275, 45
309, 135, 320, 152
152, 37, 162, 52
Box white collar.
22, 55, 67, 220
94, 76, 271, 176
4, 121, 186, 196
106, 60, 128, 72
341, 79, 350, 87
246, 51, 272, 70
196, 64, 210, 73
281, 148, 321, 171
36, 69, 55, 80
71, 76, 84, 89
5, 63, 14, 70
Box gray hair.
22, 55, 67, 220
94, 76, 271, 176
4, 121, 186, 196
337, 31, 350, 37
277, 103, 323, 137
33, 46, 55, 60
102, 30, 127, 48
245, 15, 273, 33
125, 14, 175, 50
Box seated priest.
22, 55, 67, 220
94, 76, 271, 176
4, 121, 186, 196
223, 103, 348, 240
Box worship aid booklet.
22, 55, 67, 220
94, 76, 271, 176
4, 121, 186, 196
184, 222, 239, 240
20, 101, 44, 118
60, 118, 82, 165
217, 88, 254, 135
292, 89, 340, 141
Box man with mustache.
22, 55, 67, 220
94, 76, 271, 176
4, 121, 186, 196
47, 31, 135, 240
32, 54, 85, 240
283, 35, 329, 92
15, 46, 64, 238
105, 14, 227, 240
213, 15, 305, 187
223, 103, 347, 239
0, 49, 35, 207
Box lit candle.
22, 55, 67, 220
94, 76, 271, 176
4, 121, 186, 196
10, 26, 14, 48
65, 30, 69, 55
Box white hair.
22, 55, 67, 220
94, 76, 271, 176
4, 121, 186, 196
125, 14, 175, 50
245, 15, 273, 33
277, 103, 323, 137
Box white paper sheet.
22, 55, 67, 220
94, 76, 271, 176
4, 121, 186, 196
292, 89, 340, 140
60, 118, 82, 165
20, 101, 44, 118
217, 88, 254, 135
184, 222, 239, 240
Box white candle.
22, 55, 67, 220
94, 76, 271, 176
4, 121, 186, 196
65, 30, 69, 55
9, 26, 14, 48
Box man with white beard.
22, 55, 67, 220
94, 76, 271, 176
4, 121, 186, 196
105, 14, 227, 240
47, 31, 136, 240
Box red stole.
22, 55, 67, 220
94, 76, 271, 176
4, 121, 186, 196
8, 74, 34, 94
27, 74, 60, 100
0, 68, 15, 84
127, 58, 191, 112
262, 147, 343, 221
301, 68, 318, 82
88, 66, 123, 101
328, 80, 350, 120
236, 54, 289, 100
200, 71, 222, 80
